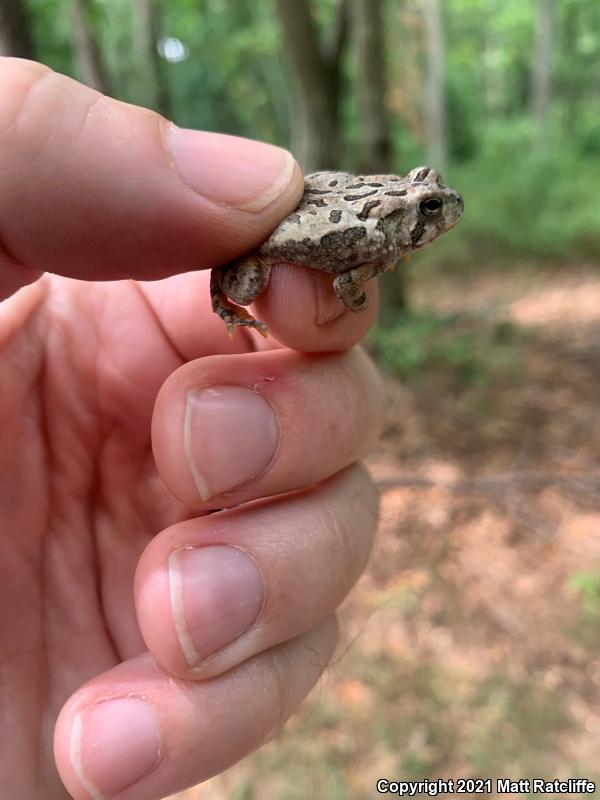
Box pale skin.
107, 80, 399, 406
0, 59, 382, 800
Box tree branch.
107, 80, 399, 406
377, 469, 600, 494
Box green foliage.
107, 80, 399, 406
418, 144, 600, 270
353, 652, 570, 780
569, 572, 600, 620
21, 0, 600, 272
466, 673, 571, 775
161, 0, 286, 141
368, 311, 523, 388
30, 0, 75, 75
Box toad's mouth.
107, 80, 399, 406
412, 215, 463, 250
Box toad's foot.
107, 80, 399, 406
210, 268, 269, 338
332, 262, 382, 312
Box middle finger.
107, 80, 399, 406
152, 346, 384, 510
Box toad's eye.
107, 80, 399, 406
419, 197, 442, 216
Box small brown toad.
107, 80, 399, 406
210, 166, 464, 336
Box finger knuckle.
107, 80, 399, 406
328, 467, 379, 582
265, 646, 294, 730
355, 347, 386, 431
0, 58, 54, 141
0, 59, 107, 165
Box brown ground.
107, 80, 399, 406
173, 266, 600, 799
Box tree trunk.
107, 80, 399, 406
482, 28, 504, 117
423, 0, 448, 174
0, 0, 36, 58
274, 0, 345, 171
532, 0, 554, 154
351, 0, 392, 173
71, 0, 110, 93
134, 0, 171, 118
562, 1, 578, 140
351, 0, 405, 311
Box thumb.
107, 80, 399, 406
0, 59, 303, 298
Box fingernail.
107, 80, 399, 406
184, 386, 279, 501
71, 698, 162, 799
169, 545, 264, 667
166, 127, 295, 212
314, 274, 347, 325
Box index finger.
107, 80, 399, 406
0, 59, 379, 352
0, 59, 302, 292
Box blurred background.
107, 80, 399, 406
2, 0, 600, 796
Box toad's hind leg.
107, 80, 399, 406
332, 262, 381, 312
210, 256, 272, 338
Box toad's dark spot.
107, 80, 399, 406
410, 220, 425, 246
306, 198, 327, 207
376, 208, 404, 232
329, 209, 342, 223
320, 226, 367, 254
343, 190, 379, 201
384, 190, 408, 197
328, 179, 338, 187
304, 188, 330, 195
357, 199, 382, 220
413, 168, 431, 182
288, 213, 301, 224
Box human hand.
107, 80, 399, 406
0, 59, 382, 800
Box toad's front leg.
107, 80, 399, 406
332, 262, 384, 313
210, 256, 272, 337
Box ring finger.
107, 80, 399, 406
135, 464, 378, 679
